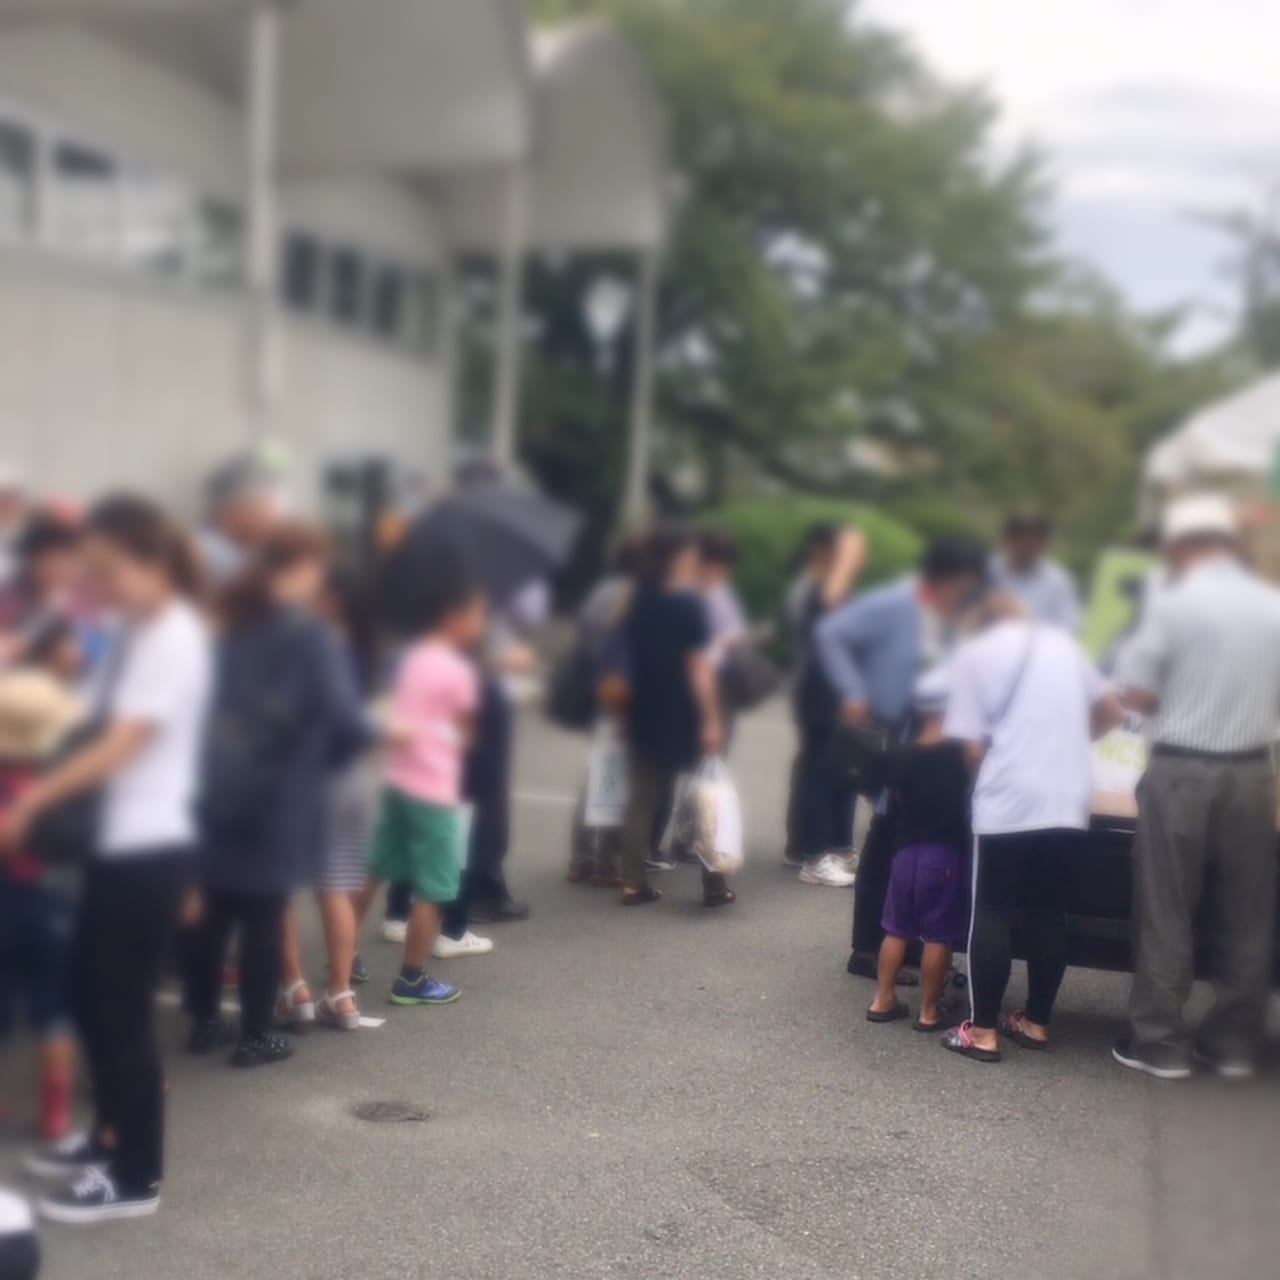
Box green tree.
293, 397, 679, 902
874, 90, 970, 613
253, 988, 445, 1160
517, 0, 1230, 573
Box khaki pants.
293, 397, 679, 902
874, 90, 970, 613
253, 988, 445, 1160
1128, 753, 1277, 1059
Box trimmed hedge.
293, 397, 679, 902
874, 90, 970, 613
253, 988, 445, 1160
701, 498, 922, 627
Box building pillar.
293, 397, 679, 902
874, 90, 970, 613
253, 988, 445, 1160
623, 249, 659, 526
490, 166, 527, 470
243, 1, 280, 447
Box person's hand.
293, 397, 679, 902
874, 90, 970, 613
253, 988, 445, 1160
701, 717, 725, 756
841, 699, 870, 726
498, 642, 539, 675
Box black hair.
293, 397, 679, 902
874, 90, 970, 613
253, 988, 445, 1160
17, 515, 79, 564
416, 554, 484, 633
87, 493, 204, 600
325, 562, 379, 693
919, 534, 989, 584
1003, 509, 1052, 540
696, 527, 739, 568
637, 523, 695, 583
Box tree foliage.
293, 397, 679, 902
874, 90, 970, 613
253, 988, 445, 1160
516, 0, 1233, 571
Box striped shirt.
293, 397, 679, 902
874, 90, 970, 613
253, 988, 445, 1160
1116, 557, 1280, 753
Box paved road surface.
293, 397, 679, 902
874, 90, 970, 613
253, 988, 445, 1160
9, 711, 1279, 1279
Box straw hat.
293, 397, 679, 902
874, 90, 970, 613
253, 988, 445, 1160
0, 671, 84, 763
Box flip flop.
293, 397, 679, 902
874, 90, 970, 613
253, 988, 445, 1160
866, 1000, 910, 1024
998, 1010, 1049, 1051
941, 1021, 1003, 1063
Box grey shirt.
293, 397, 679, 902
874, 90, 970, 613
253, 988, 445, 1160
990, 554, 1082, 633
1116, 556, 1280, 754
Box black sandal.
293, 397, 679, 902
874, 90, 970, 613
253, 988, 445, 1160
621, 886, 662, 907
941, 1022, 1003, 1063
866, 1000, 910, 1024
703, 889, 737, 909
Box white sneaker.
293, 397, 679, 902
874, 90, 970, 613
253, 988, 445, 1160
432, 930, 495, 959
833, 849, 860, 877
798, 854, 857, 888
381, 919, 408, 945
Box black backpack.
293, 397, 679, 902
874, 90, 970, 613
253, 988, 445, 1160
198, 620, 304, 845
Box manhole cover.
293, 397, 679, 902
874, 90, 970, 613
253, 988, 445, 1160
352, 1101, 431, 1124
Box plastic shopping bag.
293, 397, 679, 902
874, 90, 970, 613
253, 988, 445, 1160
659, 756, 744, 876
583, 722, 628, 829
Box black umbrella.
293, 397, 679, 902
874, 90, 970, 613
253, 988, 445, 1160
379, 483, 581, 635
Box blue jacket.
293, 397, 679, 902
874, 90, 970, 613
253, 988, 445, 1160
202, 608, 369, 896
814, 576, 922, 730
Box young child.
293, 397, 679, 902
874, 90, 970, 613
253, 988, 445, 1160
0, 620, 84, 1140
355, 567, 486, 1007
865, 668, 971, 1032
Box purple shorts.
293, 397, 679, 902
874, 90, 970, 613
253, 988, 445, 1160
880, 842, 969, 945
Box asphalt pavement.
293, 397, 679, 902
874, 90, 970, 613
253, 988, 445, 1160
9, 709, 1280, 1280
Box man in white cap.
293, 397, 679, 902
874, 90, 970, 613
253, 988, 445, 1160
1113, 493, 1280, 1080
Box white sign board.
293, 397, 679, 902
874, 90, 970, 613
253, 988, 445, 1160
1092, 722, 1148, 798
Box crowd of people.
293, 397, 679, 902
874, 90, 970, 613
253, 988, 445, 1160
0, 453, 1277, 1255
0, 461, 533, 1230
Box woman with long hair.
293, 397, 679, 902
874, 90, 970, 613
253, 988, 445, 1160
185, 523, 367, 1067
1, 494, 212, 1226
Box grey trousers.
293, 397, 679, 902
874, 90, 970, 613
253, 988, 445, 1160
1128, 752, 1277, 1059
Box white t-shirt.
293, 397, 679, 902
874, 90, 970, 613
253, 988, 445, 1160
945, 620, 1108, 836
99, 599, 212, 856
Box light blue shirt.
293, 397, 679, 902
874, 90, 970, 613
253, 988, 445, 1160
990, 553, 1081, 633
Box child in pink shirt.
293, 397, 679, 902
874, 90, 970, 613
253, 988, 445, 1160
357, 575, 487, 1007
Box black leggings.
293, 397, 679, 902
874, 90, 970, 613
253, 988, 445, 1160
72, 852, 191, 1194
968, 830, 1079, 1030
188, 889, 288, 1041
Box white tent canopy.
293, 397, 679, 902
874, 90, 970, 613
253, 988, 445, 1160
1145, 370, 1280, 495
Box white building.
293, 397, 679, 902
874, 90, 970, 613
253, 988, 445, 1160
0, 1, 669, 516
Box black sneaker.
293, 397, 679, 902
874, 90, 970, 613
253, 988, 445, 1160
1112, 1038, 1192, 1081
468, 897, 531, 924
37, 1167, 159, 1226
23, 1132, 106, 1180
186, 1017, 235, 1056
230, 1033, 294, 1069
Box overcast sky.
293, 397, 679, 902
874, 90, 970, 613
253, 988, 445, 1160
861, 0, 1280, 350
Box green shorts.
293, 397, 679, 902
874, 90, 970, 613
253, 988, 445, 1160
366, 789, 462, 905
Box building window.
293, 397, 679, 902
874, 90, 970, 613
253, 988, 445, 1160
330, 246, 366, 327
370, 264, 403, 341
49, 140, 118, 259
0, 118, 35, 239
282, 231, 322, 311
402, 273, 439, 353
190, 199, 242, 290
117, 170, 192, 278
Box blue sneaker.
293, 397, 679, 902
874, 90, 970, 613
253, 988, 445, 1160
389, 973, 460, 1007
351, 953, 370, 986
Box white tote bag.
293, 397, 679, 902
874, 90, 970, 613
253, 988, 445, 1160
584, 723, 629, 829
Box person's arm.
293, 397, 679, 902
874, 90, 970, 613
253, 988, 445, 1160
0, 719, 154, 853
814, 595, 878, 721
943, 644, 987, 775
1078, 646, 1124, 740
819, 527, 867, 609
1114, 598, 1170, 715
687, 648, 723, 755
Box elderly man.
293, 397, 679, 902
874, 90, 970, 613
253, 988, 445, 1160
1113, 494, 1280, 1080
196, 455, 286, 587
990, 510, 1081, 632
